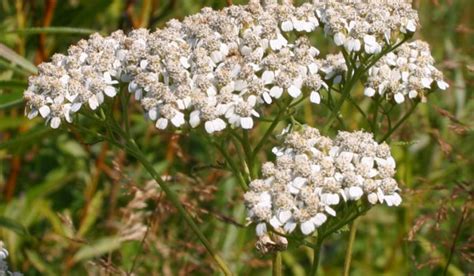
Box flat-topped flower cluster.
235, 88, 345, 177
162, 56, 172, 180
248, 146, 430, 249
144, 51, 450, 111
23, 0, 447, 131
315, 0, 419, 54
24, 2, 325, 131
364, 40, 449, 103
244, 127, 402, 236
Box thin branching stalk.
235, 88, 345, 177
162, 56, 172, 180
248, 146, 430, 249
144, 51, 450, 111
288, 94, 308, 109
212, 139, 249, 191
124, 140, 233, 275
325, 36, 411, 132
343, 221, 358, 276
272, 252, 283, 276
69, 117, 233, 274
229, 131, 253, 181
321, 204, 370, 241
87, 110, 234, 275
443, 206, 467, 276
128, 223, 151, 274
309, 236, 323, 276
120, 86, 131, 137
347, 95, 368, 122
241, 130, 256, 179
379, 102, 418, 142
251, 98, 292, 161
370, 96, 382, 133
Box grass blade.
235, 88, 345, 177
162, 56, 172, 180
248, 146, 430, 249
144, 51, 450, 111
0, 59, 30, 76
0, 126, 51, 150
0, 80, 27, 89
6, 27, 97, 35
0, 43, 37, 74
73, 237, 122, 262
0, 91, 24, 110
0, 216, 29, 236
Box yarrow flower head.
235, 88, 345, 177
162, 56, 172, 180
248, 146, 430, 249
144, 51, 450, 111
1, 241, 10, 273
244, 126, 401, 238
24, 2, 326, 133
315, 0, 419, 54
364, 40, 449, 103
0, 241, 7, 260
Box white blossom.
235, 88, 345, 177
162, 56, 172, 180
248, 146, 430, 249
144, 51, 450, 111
365, 40, 448, 103
315, 0, 420, 53
24, 2, 326, 133
245, 127, 402, 237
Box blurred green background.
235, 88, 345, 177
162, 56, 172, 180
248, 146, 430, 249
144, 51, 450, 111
0, 0, 473, 275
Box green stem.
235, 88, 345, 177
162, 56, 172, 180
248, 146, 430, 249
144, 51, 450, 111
324, 69, 363, 132
120, 86, 131, 137
241, 130, 255, 179
342, 48, 356, 75
379, 102, 418, 142
94, 112, 233, 275
272, 252, 283, 276
343, 221, 358, 276
309, 236, 323, 276
326, 86, 334, 109
347, 95, 368, 122
124, 140, 233, 275
370, 96, 381, 133
443, 206, 466, 276
288, 94, 308, 109
364, 37, 409, 73
228, 131, 252, 182
213, 140, 249, 190
321, 204, 370, 240
251, 99, 291, 161
74, 119, 233, 274
325, 37, 410, 132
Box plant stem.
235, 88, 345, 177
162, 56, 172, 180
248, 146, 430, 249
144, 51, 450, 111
272, 252, 282, 276
124, 140, 233, 275
379, 102, 418, 142
241, 130, 255, 179
120, 86, 131, 137
98, 113, 233, 275
321, 204, 370, 240
324, 68, 363, 132
309, 236, 323, 276
443, 206, 467, 276
343, 221, 358, 276
347, 95, 368, 122
228, 131, 252, 181
370, 96, 381, 134
213, 140, 249, 190
324, 37, 410, 132
251, 99, 291, 161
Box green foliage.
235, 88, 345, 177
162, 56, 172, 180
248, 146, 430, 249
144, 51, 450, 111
0, 0, 473, 275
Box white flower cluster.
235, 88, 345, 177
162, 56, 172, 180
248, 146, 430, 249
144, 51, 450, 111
0, 241, 9, 273
364, 40, 449, 103
24, 2, 327, 132
244, 127, 402, 237
319, 53, 348, 85
315, 0, 419, 54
